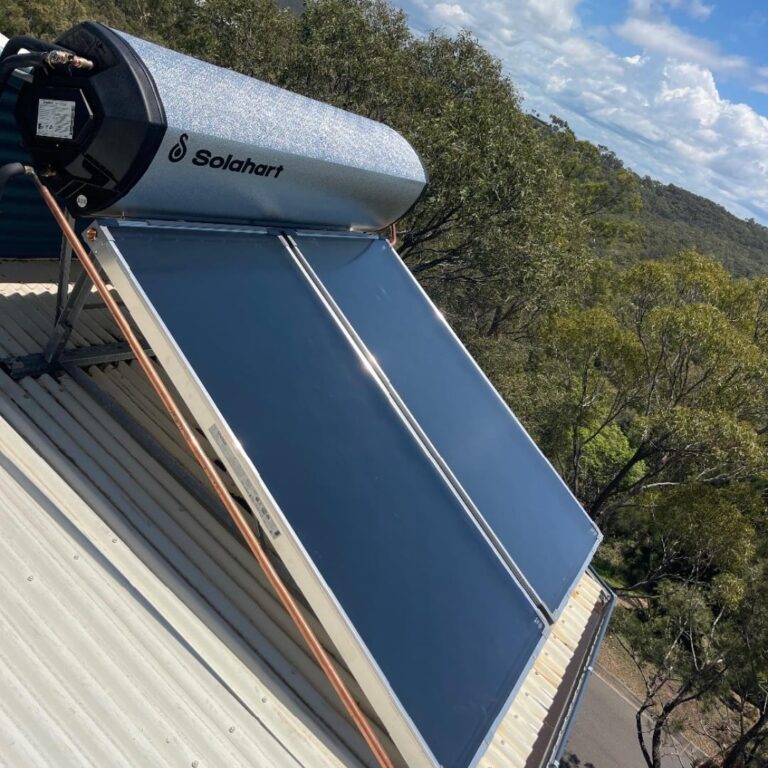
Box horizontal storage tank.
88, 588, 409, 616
12, 22, 427, 230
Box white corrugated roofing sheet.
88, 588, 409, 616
0, 410, 351, 767
0, 262, 608, 768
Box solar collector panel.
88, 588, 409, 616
292, 232, 601, 618
92, 221, 546, 768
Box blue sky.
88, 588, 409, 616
393, 1, 768, 224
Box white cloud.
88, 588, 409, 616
630, 0, 714, 21
665, 0, 714, 20
432, 2, 473, 25
683, 0, 714, 20
414, 0, 580, 38
403, 0, 768, 224
615, 17, 747, 73
524, 0, 581, 33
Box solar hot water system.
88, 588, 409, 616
0, 22, 612, 768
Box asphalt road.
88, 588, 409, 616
562, 671, 701, 768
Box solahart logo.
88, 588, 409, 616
166, 133, 284, 179
192, 150, 284, 178
168, 133, 188, 163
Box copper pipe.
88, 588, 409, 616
388, 223, 398, 248
33, 176, 396, 768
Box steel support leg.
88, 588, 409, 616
43, 270, 92, 366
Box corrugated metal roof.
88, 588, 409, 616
0, 263, 609, 768
482, 573, 603, 767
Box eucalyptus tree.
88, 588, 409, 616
529, 252, 768, 528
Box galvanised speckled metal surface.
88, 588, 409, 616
107, 30, 427, 230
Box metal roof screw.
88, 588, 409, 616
228, 726, 235, 733
112, 537, 118, 543
261, 697, 267, 703
191, 762, 199, 767
26, 575, 33, 582
74, 554, 79, 560
85, 228, 97, 242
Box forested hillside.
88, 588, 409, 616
530, 115, 768, 276
2, 1, 767, 766
609, 176, 768, 275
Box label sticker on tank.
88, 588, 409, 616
36, 99, 76, 139
208, 424, 281, 538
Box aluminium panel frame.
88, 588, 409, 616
88, 218, 548, 768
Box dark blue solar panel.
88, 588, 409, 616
295, 233, 601, 617
107, 224, 545, 768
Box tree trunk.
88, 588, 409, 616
636, 703, 655, 768
651, 710, 668, 768
721, 707, 768, 768
589, 442, 650, 523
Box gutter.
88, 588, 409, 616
548, 567, 617, 766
